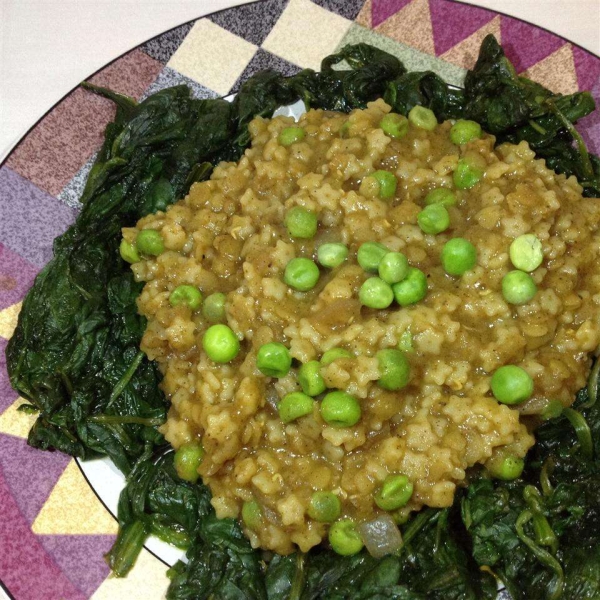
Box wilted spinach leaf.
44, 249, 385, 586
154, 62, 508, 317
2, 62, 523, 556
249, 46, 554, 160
167, 514, 267, 600
289, 43, 405, 111
383, 35, 600, 197
463, 368, 600, 600
463, 35, 600, 196
384, 71, 465, 121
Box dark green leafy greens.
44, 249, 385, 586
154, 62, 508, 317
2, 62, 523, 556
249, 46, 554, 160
384, 36, 600, 197
7, 73, 295, 582
461, 385, 600, 600
384, 72, 465, 122
462, 35, 600, 196
289, 43, 405, 111
6, 34, 600, 599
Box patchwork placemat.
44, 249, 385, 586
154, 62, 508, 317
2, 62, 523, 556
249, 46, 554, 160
1, 1, 599, 598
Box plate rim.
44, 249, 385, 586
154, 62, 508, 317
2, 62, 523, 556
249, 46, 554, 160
1, 0, 599, 170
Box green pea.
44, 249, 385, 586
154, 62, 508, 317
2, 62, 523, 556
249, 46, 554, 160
284, 257, 320, 291
136, 229, 164, 256
285, 206, 318, 239
317, 243, 348, 268
441, 238, 477, 276
256, 342, 292, 378
392, 507, 412, 525
308, 491, 341, 523
279, 126, 305, 146
541, 400, 564, 421
509, 234, 543, 272
202, 292, 226, 323
298, 360, 326, 397
357, 242, 389, 273
320, 391, 361, 428
417, 204, 450, 235
397, 330, 413, 353
359, 277, 394, 309
424, 188, 456, 207
321, 348, 354, 366
392, 267, 427, 306
202, 324, 240, 363
408, 105, 437, 131
242, 500, 262, 530
120, 239, 140, 263
491, 365, 534, 405
374, 474, 413, 511
379, 113, 409, 139
378, 252, 409, 284
278, 392, 315, 423
450, 119, 482, 145
487, 455, 525, 481
173, 442, 204, 483
376, 349, 410, 391
453, 157, 484, 189
371, 170, 397, 199
169, 285, 203, 310
502, 270, 537, 305
339, 121, 351, 138
329, 519, 364, 556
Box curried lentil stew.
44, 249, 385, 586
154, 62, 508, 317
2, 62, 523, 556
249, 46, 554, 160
125, 98, 600, 556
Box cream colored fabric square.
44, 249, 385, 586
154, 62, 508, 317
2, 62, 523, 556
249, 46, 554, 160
31, 461, 118, 535
262, 0, 352, 70
0, 396, 37, 439
0, 301, 21, 340
91, 549, 170, 600
168, 19, 257, 94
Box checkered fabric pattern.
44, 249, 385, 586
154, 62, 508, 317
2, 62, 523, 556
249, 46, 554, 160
1, 1, 599, 598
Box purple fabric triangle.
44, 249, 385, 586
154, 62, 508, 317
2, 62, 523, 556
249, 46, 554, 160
429, 0, 495, 56
0, 433, 70, 524
500, 16, 566, 73
573, 45, 600, 94
0, 471, 85, 600
1, 338, 18, 414
579, 75, 600, 155
38, 534, 114, 598
0, 167, 77, 269
371, 0, 413, 28
0, 242, 39, 312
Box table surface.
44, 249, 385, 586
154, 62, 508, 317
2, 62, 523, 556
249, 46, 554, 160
1, 0, 599, 162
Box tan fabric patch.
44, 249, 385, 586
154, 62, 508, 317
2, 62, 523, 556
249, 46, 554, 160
31, 460, 118, 535
0, 396, 37, 439
375, 0, 435, 56
524, 44, 578, 95
90, 548, 170, 600
168, 19, 257, 95
262, 0, 352, 70
441, 16, 502, 70
0, 301, 21, 340
356, 0, 373, 29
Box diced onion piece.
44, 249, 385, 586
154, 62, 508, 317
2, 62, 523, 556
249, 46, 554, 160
357, 514, 402, 558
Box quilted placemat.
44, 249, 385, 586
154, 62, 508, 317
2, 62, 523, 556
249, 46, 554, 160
1, 1, 599, 598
